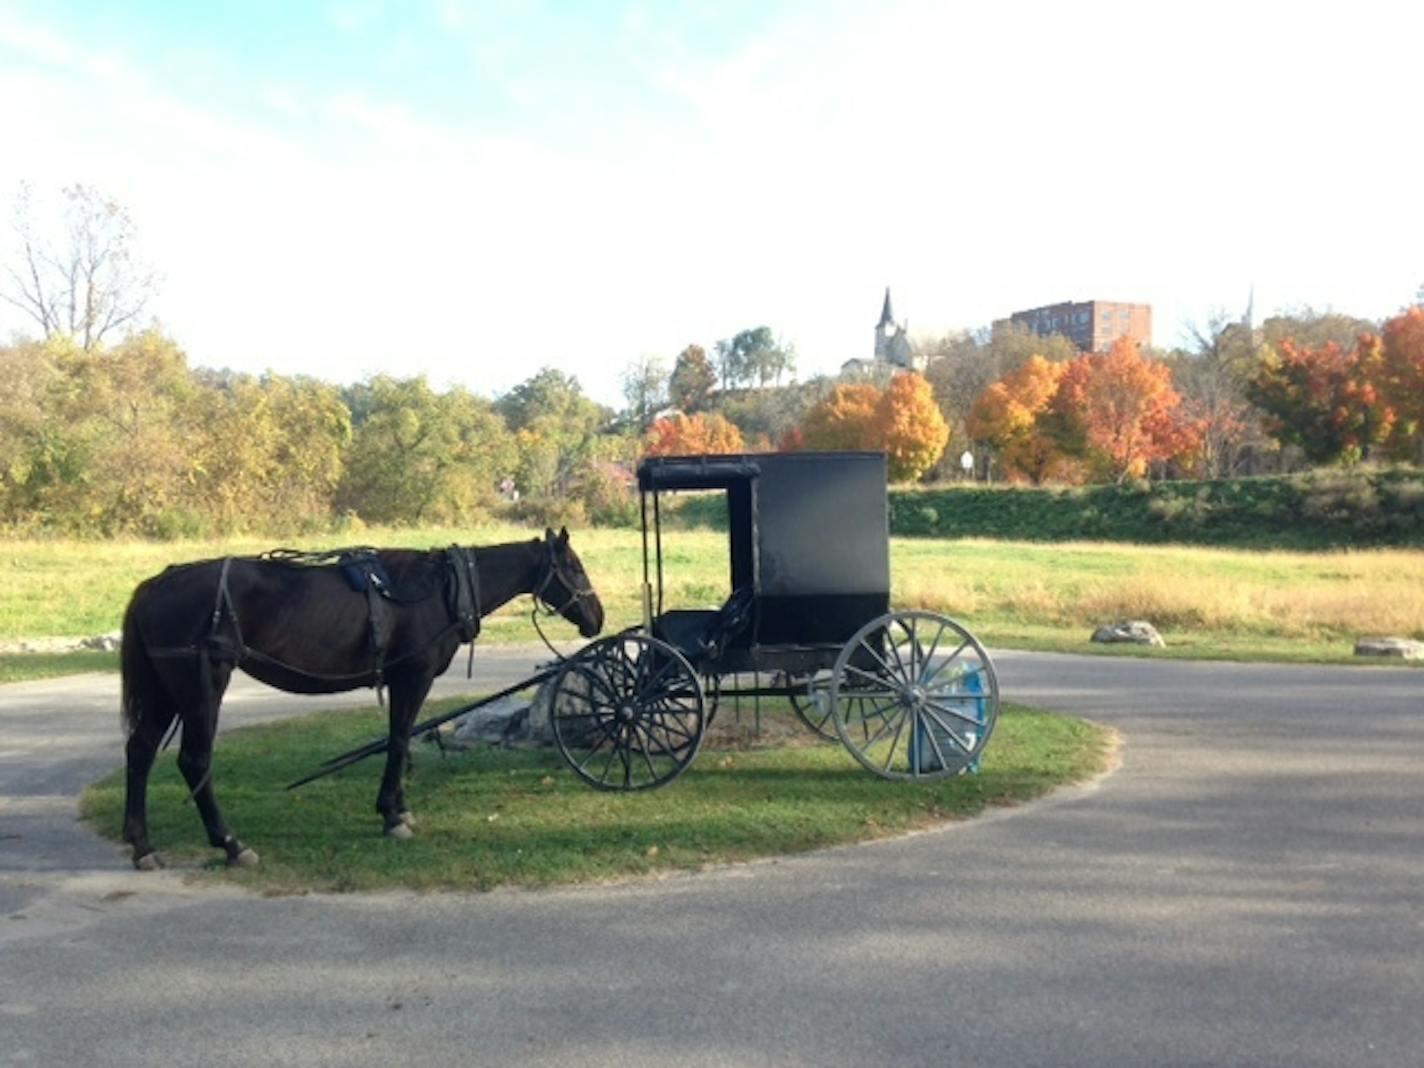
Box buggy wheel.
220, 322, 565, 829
830, 611, 999, 781
786, 671, 899, 743
550, 634, 706, 791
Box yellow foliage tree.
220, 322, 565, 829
800, 383, 882, 450
875, 373, 950, 481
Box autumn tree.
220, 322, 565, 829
1260, 308, 1378, 354
1166, 314, 1269, 477
966, 355, 1069, 484
921, 322, 1079, 445
800, 382, 882, 451
190, 371, 350, 530
1052, 338, 1198, 483
2, 184, 157, 350
873, 373, 950, 481
1247, 336, 1395, 464
0, 338, 66, 525
668, 344, 716, 412
644, 412, 744, 457
1378, 306, 1424, 460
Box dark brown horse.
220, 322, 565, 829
119, 528, 603, 870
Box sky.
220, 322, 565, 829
1, 0, 1420, 408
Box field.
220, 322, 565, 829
3, 525, 1422, 666
80, 697, 1114, 892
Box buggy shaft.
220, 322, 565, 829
285, 664, 563, 790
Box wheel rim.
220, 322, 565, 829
551, 635, 706, 791
830, 611, 999, 781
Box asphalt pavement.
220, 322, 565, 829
1, 646, 1421, 1067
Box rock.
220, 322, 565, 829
450, 695, 531, 747
1091, 621, 1165, 647
1354, 637, 1424, 660
80, 632, 122, 652
529, 664, 603, 746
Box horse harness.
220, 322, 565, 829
147, 546, 483, 700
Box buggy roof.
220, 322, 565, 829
636, 451, 885, 492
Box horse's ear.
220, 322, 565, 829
544, 527, 556, 543
557, 526, 569, 547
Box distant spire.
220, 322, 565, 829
877, 287, 895, 328
1243, 284, 1255, 332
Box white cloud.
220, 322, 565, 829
2, 1, 1421, 408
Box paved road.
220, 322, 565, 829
2, 648, 1421, 1067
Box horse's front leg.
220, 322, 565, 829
377, 674, 433, 838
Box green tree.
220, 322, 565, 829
620, 355, 668, 429
338, 376, 512, 524
715, 326, 794, 389
668, 344, 716, 412
1259, 308, 1378, 353
496, 368, 609, 511
44, 330, 199, 534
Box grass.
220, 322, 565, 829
79, 697, 1113, 893
0, 650, 118, 682
2, 527, 1422, 678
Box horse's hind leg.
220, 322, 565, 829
123, 698, 176, 871
174, 656, 258, 867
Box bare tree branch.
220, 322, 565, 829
2, 184, 157, 350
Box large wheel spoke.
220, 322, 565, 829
881, 707, 909, 773
922, 697, 985, 728
918, 711, 952, 773
920, 705, 973, 754
919, 640, 971, 688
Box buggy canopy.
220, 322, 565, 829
637, 452, 890, 646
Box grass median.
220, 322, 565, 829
80, 696, 1114, 893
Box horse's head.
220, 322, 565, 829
538, 527, 605, 638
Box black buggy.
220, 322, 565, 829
545, 451, 1000, 790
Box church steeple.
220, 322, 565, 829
877, 287, 896, 329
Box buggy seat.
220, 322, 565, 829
652, 587, 754, 664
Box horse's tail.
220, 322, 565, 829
120, 584, 155, 740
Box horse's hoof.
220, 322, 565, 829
398, 811, 416, 828
134, 852, 163, 872
385, 821, 414, 840
229, 848, 260, 868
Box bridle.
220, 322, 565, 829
530, 541, 598, 658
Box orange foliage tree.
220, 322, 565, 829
800, 383, 882, 450
1379, 306, 1424, 459
1247, 335, 1396, 464
644, 411, 744, 457
875, 372, 950, 481
1052, 338, 1198, 482
966, 355, 1067, 484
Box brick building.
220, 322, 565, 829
1005, 300, 1152, 353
